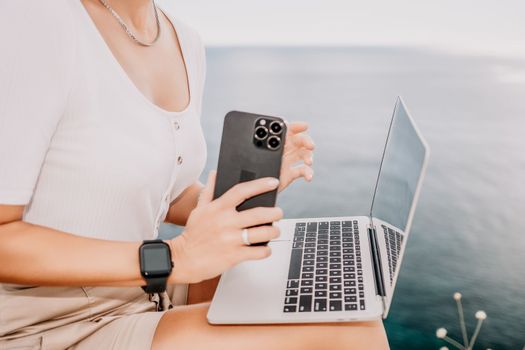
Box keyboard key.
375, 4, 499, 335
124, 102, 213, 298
316, 262, 328, 268
345, 303, 358, 311
316, 256, 328, 262
329, 284, 342, 291
329, 292, 342, 299
316, 275, 327, 282
284, 305, 297, 312
299, 295, 313, 312
305, 248, 315, 254
345, 295, 357, 302
296, 222, 306, 227
329, 270, 342, 276
344, 288, 356, 295
344, 273, 356, 279
285, 297, 298, 304
344, 280, 356, 287
319, 222, 329, 229
329, 257, 341, 263
306, 222, 317, 232
300, 287, 313, 294
329, 300, 342, 311
303, 266, 314, 272
304, 260, 314, 266
314, 299, 327, 311
360, 300, 366, 310
329, 263, 341, 270
316, 269, 327, 275
301, 280, 313, 286
287, 280, 299, 288
304, 253, 314, 259
315, 283, 327, 290
329, 277, 342, 284
315, 290, 327, 297
288, 249, 303, 279
302, 273, 314, 279
286, 289, 298, 296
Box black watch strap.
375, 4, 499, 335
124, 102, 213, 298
140, 239, 173, 294
141, 276, 169, 294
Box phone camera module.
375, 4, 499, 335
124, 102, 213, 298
269, 121, 283, 135
254, 126, 269, 140
267, 136, 281, 150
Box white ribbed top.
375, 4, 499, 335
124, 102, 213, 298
0, 0, 207, 241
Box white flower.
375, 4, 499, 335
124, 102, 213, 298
475, 310, 487, 320
453, 292, 462, 301
440, 347, 449, 350
436, 328, 448, 338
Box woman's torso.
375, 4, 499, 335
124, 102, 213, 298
0, 0, 207, 340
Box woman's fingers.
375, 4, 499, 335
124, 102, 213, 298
283, 165, 314, 185
240, 225, 281, 245
236, 206, 284, 229
218, 177, 280, 208
286, 121, 309, 135
286, 132, 315, 151
197, 171, 216, 206
283, 148, 313, 166
238, 245, 272, 262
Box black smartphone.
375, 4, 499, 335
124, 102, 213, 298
213, 111, 286, 240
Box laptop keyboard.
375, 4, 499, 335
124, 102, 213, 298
283, 220, 366, 313
382, 225, 403, 285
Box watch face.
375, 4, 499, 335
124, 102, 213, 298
140, 243, 172, 276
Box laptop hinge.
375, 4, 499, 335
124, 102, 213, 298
368, 225, 387, 311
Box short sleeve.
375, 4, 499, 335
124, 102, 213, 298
0, 0, 76, 205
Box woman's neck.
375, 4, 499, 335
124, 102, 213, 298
102, 0, 157, 32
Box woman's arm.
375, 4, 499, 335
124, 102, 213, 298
164, 182, 203, 226
0, 175, 281, 288
0, 205, 144, 287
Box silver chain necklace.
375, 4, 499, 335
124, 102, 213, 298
98, 0, 161, 47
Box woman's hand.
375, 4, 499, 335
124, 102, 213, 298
278, 122, 315, 193
169, 171, 283, 284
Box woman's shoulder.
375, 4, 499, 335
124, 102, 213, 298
161, 10, 205, 54
0, 0, 76, 32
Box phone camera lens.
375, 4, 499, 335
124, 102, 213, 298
254, 126, 269, 140
267, 136, 281, 150
269, 121, 283, 134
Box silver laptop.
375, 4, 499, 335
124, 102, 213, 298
208, 97, 429, 324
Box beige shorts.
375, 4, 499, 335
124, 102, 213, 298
0, 283, 188, 350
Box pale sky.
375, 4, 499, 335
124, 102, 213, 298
159, 0, 525, 57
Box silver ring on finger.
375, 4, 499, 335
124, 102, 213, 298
241, 228, 251, 246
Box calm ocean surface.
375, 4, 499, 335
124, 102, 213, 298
161, 47, 525, 349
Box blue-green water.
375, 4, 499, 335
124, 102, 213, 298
161, 47, 525, 349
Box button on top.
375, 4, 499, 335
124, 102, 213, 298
177, 156, 183, 165
173, 121, 180, 130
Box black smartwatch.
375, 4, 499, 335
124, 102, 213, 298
139, 240, 174, 294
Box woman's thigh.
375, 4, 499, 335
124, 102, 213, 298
152, 303, 389, 350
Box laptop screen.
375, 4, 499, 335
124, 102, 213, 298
370, 98, 428, 233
